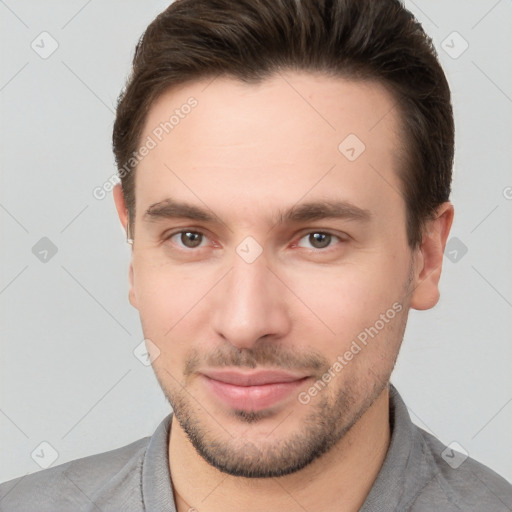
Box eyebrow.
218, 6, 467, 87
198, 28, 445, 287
143, 198, 372, 225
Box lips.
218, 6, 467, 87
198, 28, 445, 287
200, 369, 310, 411
202, 369, 308, 386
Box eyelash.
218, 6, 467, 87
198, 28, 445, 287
163, 229, 346, 252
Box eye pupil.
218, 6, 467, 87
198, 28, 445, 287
309, 232, 331, 248
181, 231, 202, 248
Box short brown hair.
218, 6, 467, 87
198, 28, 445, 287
112, 0, 454, 247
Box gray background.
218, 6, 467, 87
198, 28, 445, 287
1, 0, 511, 485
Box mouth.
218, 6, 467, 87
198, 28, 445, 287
200, 369, 310, 412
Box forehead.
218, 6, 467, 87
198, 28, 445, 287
142, 72, 401, 151
135, 72, 404, 222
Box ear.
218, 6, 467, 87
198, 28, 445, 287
113, 184, 138, 310
409, 202, 454, 310
113, 183, 129, 232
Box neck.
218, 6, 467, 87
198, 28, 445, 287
169, 387, 390, 512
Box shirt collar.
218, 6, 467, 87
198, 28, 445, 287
142, 413, 176, 511
360, 384, 437, 511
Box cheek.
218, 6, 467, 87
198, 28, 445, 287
281, 257, 408, 364
132, 259, 194, 338
134, 271, 191, 380
132, 258, 225, 360
287, 262, 397, 324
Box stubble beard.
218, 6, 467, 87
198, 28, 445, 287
157, 361, 392, 478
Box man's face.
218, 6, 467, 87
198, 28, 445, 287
120, 72, 420, 477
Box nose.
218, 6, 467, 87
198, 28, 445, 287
210, 252, 292, 350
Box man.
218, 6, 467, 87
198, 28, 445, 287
1, 0, 511, 510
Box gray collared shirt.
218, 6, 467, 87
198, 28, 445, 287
1, 385, 511, 511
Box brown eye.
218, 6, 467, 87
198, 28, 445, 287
296, 231, 343, 250
167, 231, 206, 249
180, 231, 203, 248
308, 232, 331, 248
297, 231, 344, 252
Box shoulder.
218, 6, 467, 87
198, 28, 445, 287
0, 436, 150, 512
412, 427, 512, 511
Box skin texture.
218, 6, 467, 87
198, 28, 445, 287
113, 71, 453, 512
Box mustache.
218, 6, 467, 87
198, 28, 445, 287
183, 341, 329, 376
